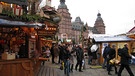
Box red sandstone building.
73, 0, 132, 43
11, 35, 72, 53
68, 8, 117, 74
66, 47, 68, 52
57, 0, 105, 44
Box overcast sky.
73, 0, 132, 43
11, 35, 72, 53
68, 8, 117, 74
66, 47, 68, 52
41, 0, 135, 35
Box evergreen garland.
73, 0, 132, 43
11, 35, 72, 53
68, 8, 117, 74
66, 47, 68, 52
1, 9, 59, 24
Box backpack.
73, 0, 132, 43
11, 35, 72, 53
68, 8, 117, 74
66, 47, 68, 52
118, 48, 122, 56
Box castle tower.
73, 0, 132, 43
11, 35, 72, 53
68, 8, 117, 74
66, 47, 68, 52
94, 12, 105, 34
57, 0, 72, 41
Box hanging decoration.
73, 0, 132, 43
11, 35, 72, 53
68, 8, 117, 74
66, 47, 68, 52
13, 5, 23, 16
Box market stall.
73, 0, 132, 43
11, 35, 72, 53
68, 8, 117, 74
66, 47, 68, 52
0, 1, 60, 76
93, 36, 134, 64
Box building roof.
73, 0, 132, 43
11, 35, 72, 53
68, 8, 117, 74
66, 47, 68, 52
93, 36, 134, 43
72, 17, 85, 31
58, 0, 67, 9
127, 26, 135, 34
96, 13, 103, 21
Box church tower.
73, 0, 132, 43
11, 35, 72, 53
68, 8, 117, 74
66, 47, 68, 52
94, 12, 105, 34
57, 0, 72, 41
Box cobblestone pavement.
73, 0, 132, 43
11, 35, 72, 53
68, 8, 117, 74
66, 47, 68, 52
44, 58, 135, 76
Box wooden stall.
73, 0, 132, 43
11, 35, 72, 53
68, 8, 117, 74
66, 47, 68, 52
0, 58, 42, 76
127, 34, 135, 56
93, 36, 134, 64
0, 1, 60, 76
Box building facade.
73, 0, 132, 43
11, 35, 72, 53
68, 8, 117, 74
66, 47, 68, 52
57, 0, 73, 42
57, 0, 105, 44
72, 17, 89, 44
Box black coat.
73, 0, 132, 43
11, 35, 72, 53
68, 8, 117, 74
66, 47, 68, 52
59, 45, 66, 60
108, 48, 116, 60
120, 47, 132, 65
76, 47, 84, 61
103, 46, 111, 58
63, 49, 71, 60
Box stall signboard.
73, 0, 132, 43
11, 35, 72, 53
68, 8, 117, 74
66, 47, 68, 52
37, 26, 57, 36
37, 30, 56, 36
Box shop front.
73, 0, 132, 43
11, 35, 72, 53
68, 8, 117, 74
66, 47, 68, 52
0, 18, 43, 76
93, 36, 134, 64
0, 19, 59, 76
0, 1, 60, 76
127, 34, 135, 64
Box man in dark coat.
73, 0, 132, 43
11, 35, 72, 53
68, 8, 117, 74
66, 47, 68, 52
75, 44, 84, 72
18, 44, 27, 58
88, 46, 92, 65
107, 45, 117, 75
50, 44, 55, 64
102, 44, 111, 69
63, 46, 71, 76
118, 44, 134, 76
58, 44, 66, 63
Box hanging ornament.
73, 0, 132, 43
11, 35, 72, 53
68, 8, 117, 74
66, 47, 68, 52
13, 5, 23, 16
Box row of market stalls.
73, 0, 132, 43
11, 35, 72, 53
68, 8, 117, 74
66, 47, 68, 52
92, 35, 135, 64
0, 1, 60, 76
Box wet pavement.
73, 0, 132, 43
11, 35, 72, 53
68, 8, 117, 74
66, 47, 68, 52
44, 57, 135, 76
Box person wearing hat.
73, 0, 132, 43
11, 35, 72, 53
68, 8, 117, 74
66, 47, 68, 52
118, 44, 134, 76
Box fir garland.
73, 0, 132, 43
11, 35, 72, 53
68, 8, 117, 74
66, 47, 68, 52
1, 9, 59, 24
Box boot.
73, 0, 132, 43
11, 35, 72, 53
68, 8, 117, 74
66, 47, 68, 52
71, 64, 73, 72
108, 72, 112, 75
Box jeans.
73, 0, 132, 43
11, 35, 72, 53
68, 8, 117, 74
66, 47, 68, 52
102, 58, 107, 68
88, 56, 92, 65
64, 60, 70, 76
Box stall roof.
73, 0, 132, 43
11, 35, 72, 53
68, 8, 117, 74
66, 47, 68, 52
0, 0, 28, 5
0, 18, 44, 28
93, 36, 134, 43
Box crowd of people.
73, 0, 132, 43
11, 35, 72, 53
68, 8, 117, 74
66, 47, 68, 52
102, 43, 134, 76
41, 42, 135, 76
47, 42, 100, 76
50, 43, 84, 73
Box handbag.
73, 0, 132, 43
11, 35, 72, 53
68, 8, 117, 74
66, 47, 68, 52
109, 59, 115, 65
109, 58, 120, 65
60, 61, 64, 70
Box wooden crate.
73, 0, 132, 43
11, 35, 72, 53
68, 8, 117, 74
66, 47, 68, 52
2, 53, 15, 60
